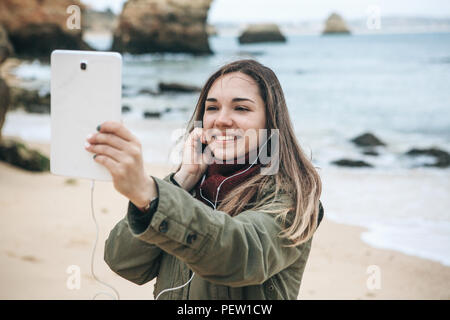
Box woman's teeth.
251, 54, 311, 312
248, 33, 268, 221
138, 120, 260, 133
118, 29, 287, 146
215, 136, 235, 141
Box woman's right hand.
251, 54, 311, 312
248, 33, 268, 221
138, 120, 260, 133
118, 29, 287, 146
174, 127, 212, 191
85, 121, 157, 209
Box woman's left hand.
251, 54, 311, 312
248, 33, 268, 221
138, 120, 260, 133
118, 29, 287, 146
84, 121, 157, 209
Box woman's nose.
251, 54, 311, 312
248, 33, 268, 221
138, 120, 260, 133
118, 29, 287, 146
214, 109, 233, 127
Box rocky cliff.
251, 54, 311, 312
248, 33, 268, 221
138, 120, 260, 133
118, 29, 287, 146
112, 0, 213, 54
322, 13, 351, 35
0, 25, 13, 140
0, 25, 13, 65
238, 24, 286, 44
0, 0, 92, 58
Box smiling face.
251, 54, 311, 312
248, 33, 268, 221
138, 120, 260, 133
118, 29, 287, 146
202, 72, 267, 162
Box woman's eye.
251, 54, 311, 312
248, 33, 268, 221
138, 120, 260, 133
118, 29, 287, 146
235, 106, 248, 111
206, 106, 218, 111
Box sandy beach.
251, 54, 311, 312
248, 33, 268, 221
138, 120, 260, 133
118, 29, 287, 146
0, 139, 449, 300
1, 0, 450, 302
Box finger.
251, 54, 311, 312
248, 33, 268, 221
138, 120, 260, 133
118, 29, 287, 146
185, 129, 199, 152
189, 127, 202, 142
190, 130, 207, 157
93, 154, 119, 175
87, 132, 128, 151
97, 121, 137, 143
86, 143, 124, 163
203, 127, 222, 144
192, 127, 209, 145
202, 145, 215, 165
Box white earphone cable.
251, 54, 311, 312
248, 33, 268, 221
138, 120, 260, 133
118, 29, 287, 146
155, 271, 195, 300
201, 132, 275, 210
157, 132, 275, 299
90, 180, 120, 300
105, 133, 274, 300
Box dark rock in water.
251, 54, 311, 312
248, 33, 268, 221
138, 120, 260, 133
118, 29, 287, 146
331, 159, 373, 168
143, 111, 161, 118
139, 87, 160, 95
25, 104, 50, 114
0, 25, 14, 64
122, 105, 131, 113
9, 87, 50, 113
238, 24, 286, 44
362, 149, 379, 156
0, 139, 50, 172
0, 0, 92, 58
178, 106, 190, 112
112, 0, 213, 55
236, 50, 265, 57
164, 107, 172, 113
158, 82, 201, 93
0, 77, 10, 140
322, 13, 351, 35
405, 147, 450, 168
351, 132, 386, 147
8, 24, 92, 59
0, 25, 12, 140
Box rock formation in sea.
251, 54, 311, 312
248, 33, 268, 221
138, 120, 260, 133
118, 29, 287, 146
322, 12, 351, 35
238, 24, 286, 44
351, 132, 386, 147
0, 139, 50, 171
351, 132, 385, 157
112, 0, 213, 54
9, 87, 50, 114
0, 76, 9, 140
0, 25, 13, 140
0, 25, 13, 65
0, 24, 50, 171
0, 0, 92, 58
331, 159, 373, 168
405, 147, 450, 168
158, 82, 201, 93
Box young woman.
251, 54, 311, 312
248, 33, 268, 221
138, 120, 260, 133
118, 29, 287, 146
86, 59, 324, 299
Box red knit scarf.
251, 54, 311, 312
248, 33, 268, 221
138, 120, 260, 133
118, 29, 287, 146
194, 154, 261, 209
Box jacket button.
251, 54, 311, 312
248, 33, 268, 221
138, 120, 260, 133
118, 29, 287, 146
268, 285, 274, 291
186, 233, 197, 244
158, 220, 168, 233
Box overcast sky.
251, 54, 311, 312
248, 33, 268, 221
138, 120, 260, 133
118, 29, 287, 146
81, 0, 450, 23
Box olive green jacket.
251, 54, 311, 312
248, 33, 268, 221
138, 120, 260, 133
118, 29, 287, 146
104, 173, 323, 300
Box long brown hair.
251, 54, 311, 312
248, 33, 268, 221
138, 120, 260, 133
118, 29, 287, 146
177, 59, 322, 246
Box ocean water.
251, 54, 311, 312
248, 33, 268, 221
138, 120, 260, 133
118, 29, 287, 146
3, 32, 450, 266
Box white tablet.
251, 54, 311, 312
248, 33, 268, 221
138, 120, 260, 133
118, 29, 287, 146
50, 50, 122, 181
